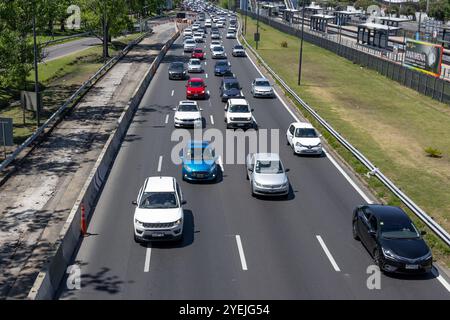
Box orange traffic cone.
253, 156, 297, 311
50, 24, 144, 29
81, 203, 87, 236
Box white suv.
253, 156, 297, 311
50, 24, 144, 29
224, 98, 255, 130
286, 122, 323, 155
133, 176, 185, 243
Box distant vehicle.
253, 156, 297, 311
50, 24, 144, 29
245, 153, 290, 198
251, 77, 274, 98
183, 38, 196, 52
286, 122, 323, 155
188, 58, 203, 73
132, 176, 185, 243
183, 28, 193, 38
173, 100, 202, 128
181, 141, 219, 182
220, 77, 244, 102
224, 98, 254, 130
210, 40, 222, 51
226, 30, 236, 39
191, 48, 205, 60
186, 77, 207, 100
217, 21, 225, 28
193, 32, 204, 43
352, 205, 432, 274
168, 62, 186, 80
232, 45, 246, 57
211, 45, 226, 58
211, 32, 221, 40
214, 60, 231, 76
205, 19, 212, 27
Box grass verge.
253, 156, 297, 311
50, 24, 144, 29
240, 15, 450, 267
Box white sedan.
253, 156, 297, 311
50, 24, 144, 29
188, 58, 203, 73
286, 122, 323, 155
173, 100, 203, 128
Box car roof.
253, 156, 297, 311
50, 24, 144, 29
170, 62, 184, 66
144, 176, 176, 193
223, 77, 238, 83
188, 77, 204, 82
228, 98, 248, 105
291, 122, 314, 129
363, 205, 410, 222
179, 100, 198, 106
187, 140, 209, 148
255, 77, 269, 82
253, 153, 281, 161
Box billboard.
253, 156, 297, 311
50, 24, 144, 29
403, 39, 443, 77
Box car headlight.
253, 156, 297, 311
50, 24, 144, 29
382, 247, 398, 260
296, 142, 304, 147
187, 90, 192, 94
316, 143, 322, 147
174, 218, 182, 226
246, 117, 252, 121
254, 181, 264, 188
135, 219, 143, 227
174, 117, 180, 121
183, 164, 192, 172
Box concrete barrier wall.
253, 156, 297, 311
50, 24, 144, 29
27, 26, 181, 300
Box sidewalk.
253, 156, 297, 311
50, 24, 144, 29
0, 21, 176, 299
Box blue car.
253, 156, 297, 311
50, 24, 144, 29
181, 141, 219, 182
214, 60, 231, 76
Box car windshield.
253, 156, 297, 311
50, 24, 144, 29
194, 49, 203, 53
188, 81, 204, 88
380, 220, 420, 239
225, 82, 239, 90
213, 47, 223, 52
255, 80, 270, 87
185, 146, 215, 161
234, 46, 244, 50
295, 128, 318, 138
255, 160, 283, 174
185, 40, 195, 44
229, 104, 249, 113
190, 60, 201, 65
178, 103, 198, 112
216, 61, 228, 67
170, 63, 183, 70
140, 192, 178, 209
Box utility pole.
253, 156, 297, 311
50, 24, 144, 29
244, 0, 248, 35
297, 0, 306, 86
32, 0, 41, 128
103, 0, 109, 61
256, 1, 260, 49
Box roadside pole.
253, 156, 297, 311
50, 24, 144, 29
1, 121, 6, 160
33, 0, 41, 129
298, 0, 306, 85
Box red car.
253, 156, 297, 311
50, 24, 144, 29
191, 48, 205, 60
186, 78, 207, 100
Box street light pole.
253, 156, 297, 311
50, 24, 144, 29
244, 0, 248, 35
256, 1, 260, 49
32, 0, 41, 128
297, 0, 306, 86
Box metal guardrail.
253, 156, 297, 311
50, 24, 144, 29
0, 30, 152, 174
41, 32, 93, 46
238, 20, 450, 247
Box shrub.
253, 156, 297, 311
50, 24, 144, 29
281, 41, 288, 48
425, 147, 443, 158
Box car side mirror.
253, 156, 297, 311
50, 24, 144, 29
172, 108, 177, 111
181, 200, 187, 205
421, 230, 427, 236
200, 108, 203, 111
319, 134, 323, 138
132, 201, 138, 206
285, 168, 290, 173
251, 108, 255, 112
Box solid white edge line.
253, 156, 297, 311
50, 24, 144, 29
157, 155, 163, 172
210, 114, 215, 125
239, 31, 373, 205
433, 269, 450, 293
316, 235, 341, 272
235, 235, 248, 271
144, 246, 151, 272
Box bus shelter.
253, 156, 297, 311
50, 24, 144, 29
334, 11, 360, 26
357, 22, 400, 49
310, 14, 335, 32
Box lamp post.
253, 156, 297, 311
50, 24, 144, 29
244, 0, 248, 35
32, 0, 41, 128
256, 1, 260, 50
297, 0, 306, 86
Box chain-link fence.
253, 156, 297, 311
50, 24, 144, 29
240, 10, 450, 104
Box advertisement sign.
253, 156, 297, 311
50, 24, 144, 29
403, 39, 443, 77
0, 117, 13, 147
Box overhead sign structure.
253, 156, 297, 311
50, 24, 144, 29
403, 39, 443, 77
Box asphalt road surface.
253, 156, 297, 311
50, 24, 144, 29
57, 25, 450, 300
42, 37, 102, 62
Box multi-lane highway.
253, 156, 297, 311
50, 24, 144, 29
57, 17, 450, 299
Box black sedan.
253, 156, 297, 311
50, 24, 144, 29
352, 204, 432, 274
168, 62, 187, 80
214, 60, 231, 76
